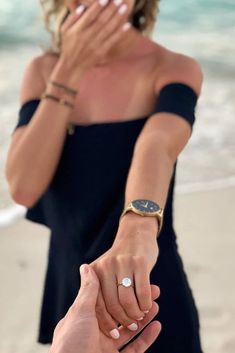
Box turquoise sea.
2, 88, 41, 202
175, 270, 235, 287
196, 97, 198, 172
0, 0, 235, 219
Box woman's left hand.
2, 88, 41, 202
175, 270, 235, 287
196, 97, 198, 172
90, 213, 159, 339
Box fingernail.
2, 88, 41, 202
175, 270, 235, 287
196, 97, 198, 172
127, 323, 138, 331
110, 328, 120, 339
75, 4, 86, 15
122, 22, 131, 32
118, 3, 128, 14
113, 0, 123, 6
144, 310, 149, 314
137, 317, 144, 321
99, 0, 109, 6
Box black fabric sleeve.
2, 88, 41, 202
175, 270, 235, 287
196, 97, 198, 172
12, 99, 40, 134
154, 83, 199, 128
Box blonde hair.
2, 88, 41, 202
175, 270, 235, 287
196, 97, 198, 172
40, 0, 160, 53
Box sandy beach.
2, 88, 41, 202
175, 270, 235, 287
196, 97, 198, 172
0, 187, 234, 353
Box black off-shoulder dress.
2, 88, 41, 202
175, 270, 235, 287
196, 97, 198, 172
13, 83, 203, 352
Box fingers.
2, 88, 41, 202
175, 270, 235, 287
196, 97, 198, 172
95, 286, 120, 339
73, 264, 99, 314
98, 19, 131, 58
98, 270, 141, 336
134, 268, 153, 313
122, 321, 162, 353
115, 301, 160, 350
71, 1, 106, 32
117, 266, 145, 320
88, 1, 130, 47
60, 5, 86, 33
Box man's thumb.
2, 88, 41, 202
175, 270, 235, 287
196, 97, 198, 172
77, 264, 99, 310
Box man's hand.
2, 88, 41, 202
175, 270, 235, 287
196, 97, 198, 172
50, 263, 161, 353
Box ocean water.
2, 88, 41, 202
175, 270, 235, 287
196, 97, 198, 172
0, 0, 235, 224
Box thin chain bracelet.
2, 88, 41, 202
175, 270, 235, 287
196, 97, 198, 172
49, 81, 78, 97
41, 93, 75, 109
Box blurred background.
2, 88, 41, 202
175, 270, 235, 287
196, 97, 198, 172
0, 0, 234, 352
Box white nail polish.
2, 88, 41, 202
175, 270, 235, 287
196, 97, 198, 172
75, 4, 86, 15
99, 0, 109, 6
113, 0, 123, 6
110, 328, 120, 339
122, 22, 131, 32
118, 4, 128, 15
127, 323, 138, 331
137, 317, 144, 321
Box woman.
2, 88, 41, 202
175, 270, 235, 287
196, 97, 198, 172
5, 0, 203, 352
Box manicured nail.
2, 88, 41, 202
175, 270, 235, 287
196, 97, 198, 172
118, 3, 128, 14
75, 4, 86, 15
122, 22, 131, 32
137, 317, 144, 321
113, 0, 123, 6
110, 328, 120, 339
99, 0, 109, 6
127, 323, 138, 331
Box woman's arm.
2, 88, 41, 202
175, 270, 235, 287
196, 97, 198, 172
117, 55, 203, 237
89, 55, 203, 340
5, 56, 84, 207
6, 1, 131, 208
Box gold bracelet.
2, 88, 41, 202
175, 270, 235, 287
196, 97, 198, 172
49, 81, 78, 97
41, 93, 75, 109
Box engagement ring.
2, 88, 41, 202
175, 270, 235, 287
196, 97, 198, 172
117, 277, 134, 288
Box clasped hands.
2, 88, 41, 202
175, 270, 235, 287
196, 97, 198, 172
90, 213, 160, 339
50, 214, 160, 353
51, 264, 161, 353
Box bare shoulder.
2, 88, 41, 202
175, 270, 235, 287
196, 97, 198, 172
20, 52, 59, 104
152, 45, 203, 96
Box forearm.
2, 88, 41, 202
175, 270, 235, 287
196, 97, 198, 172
125, 136, 174, 207
117, 134, 174, 239
6, 61, 84, 207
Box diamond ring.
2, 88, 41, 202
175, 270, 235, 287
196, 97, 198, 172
117, 277, 134, 288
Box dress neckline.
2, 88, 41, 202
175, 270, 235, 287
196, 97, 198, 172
69, 114, 149, 128
26, 98, 151, 128
21, 82, 198, 130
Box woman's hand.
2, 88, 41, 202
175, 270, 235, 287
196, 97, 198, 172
58, 0, 131, 85
90, 213, 159, 339
51, 264, 161, 353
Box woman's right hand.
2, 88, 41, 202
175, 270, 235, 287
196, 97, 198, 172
59, 0, 131, 81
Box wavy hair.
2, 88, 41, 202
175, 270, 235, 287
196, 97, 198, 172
40, 0, 160, 53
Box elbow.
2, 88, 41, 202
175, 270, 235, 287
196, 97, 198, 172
10, 186, 39, 208
7, 177, 39, 208
5, 160, 40, 208
5, 163, 40, 208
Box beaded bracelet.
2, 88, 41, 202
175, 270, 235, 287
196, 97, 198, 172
49, 81, 78, 97
41, 93, 75, 109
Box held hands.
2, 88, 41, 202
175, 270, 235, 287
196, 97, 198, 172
90, 213, 159, 339
50, 264, 161, 353
59, 0, 131, 77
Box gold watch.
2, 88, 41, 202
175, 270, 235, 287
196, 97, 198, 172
120, 199, 164, 235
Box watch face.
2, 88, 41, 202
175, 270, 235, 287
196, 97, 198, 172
132, 200, 160, 214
